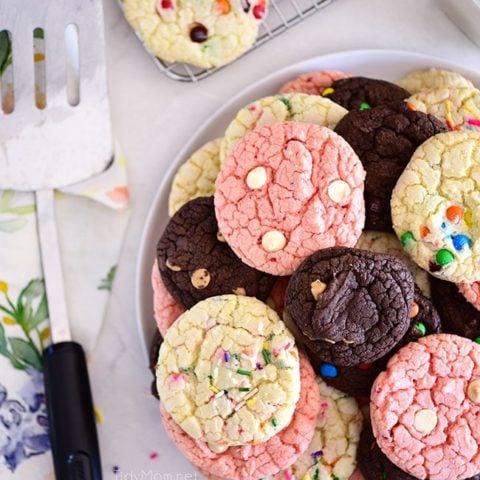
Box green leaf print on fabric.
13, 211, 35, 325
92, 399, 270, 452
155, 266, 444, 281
98, 265, 117, 291
0, 280, 49, 371
0, 191, 35, 233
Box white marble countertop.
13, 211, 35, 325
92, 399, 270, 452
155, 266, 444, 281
91, 0, 480, 477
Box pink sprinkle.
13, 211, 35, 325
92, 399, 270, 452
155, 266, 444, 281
149, 453, 158, 460
467, 118, 480, 127
284, 469, 294, 480
249, 105, 256, 111
273, 349, 280, 357
283, 342, 291, 350
170, 373, 184, 383
321, 401, 328, 409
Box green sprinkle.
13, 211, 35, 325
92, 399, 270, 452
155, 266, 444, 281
238, 387, 250, 392
332, 475, 340, 480
237, 369, 252, 376
436, 248, 455, 266
279, 96, 293, 116
400, 231, 415, 246
271, 418, 278, 427
383, 472, 388, 480
262, 349, 271, 365
314, 468, 320, 480
415, 322, 427, 336
359, 102, 371, 111
475, 337, 480, 344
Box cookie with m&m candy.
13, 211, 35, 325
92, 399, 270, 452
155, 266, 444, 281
391, 130, 480, 283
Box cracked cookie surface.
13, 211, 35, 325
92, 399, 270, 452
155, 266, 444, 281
285, 247, 414, 367
220, 94, 348, 163
161, 352, 316, 479
168, 138, 222, 217
397, 68, 474, 94
391, 130, 480, 283
157, 196, 276, 308
371, 334, 480, 480
156, 294, 301, 452
215, 122, 365, 276
278, 70, 351, 95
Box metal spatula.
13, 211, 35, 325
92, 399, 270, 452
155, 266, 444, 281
0, 1, 113, 478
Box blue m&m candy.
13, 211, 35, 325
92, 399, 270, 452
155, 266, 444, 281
319, 363, 338, 378
452, 234, 472, 251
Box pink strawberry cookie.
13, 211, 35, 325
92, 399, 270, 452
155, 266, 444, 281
459, 282, 480, 312
371, 334, 480, 480
279, 70, 351, 95
215, 121, 365, 275
151, 260, 185, 336
160, 354, 320, 480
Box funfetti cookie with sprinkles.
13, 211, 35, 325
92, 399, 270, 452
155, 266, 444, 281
391, 130, 480, 283
219, 93, 348, 163
371, 334, 480, 480
407, 87, 480, 131
397, 68, 475, 94
161, 352, 319, 480
275, 379, 363, 480
124, 0, 267, 69
215, 121, 366, 276
156, 295, 301, 453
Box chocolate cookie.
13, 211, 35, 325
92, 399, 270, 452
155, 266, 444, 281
335, 103, 447, 231
157, 196, 276, 308
314, 287, 441, 397
324, 77, 410, 111
149, 330, 163, 400
430, 275, 480, 340
285, 247, 414, 366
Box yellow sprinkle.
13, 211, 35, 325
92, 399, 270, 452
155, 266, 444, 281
465, 210, 473, 227
0, 281, 8, 294
303, 474, 312, 480
2, 316, 15, 325
210, 385, 220, 394
322, 87, 334, 96
34, 53, 45, 62
94, 406, 104, 425
263, 341, 270, 350
246, 398, 255, 407
445, 99, 454, 124
463, 104, 480, 118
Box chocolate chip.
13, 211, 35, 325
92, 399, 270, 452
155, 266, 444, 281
190, 23, 208, 43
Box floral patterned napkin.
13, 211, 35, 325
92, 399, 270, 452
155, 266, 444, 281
0, 30, 131, 478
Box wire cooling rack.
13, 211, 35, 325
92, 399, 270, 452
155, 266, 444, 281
121, 0, 333, 82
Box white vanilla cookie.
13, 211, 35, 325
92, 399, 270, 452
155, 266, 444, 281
407, 87, 480, 131
277, 379, 362, 480
168, 138, 222, 216
219, 93, 348, 163
156, 295, 301, 452
397, 68, 474, 94
124, 0, 268, 68
391, 130, 480, 283
356, 231, 430, 297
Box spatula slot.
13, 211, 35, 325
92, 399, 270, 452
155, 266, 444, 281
65, 24, 80, 107
33, 28, 46, 110
0, 30, 14, 114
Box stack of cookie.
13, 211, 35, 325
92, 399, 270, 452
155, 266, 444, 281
150, 66, 480, 480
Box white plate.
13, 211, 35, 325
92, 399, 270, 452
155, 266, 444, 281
136, 49, 480, 362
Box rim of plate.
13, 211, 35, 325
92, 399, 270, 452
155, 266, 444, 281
135, 48, 480, 362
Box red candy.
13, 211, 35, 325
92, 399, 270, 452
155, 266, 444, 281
161, 0, 173, 8
253, 4, 266, 19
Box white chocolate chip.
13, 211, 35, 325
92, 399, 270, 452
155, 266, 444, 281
328, 180, 351, 204
310, 279, 327, 300
217, 231, 226, 242
261, 230, 286, 252
166, 259, 182, 272
413, 409, 437, 433
467, 379, 480, 403
190, 268, 211, 289
246, 166, 267, 189
233, 287, 246, 296
322, 338, 336, 345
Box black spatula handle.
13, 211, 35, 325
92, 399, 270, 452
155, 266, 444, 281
43, 342, 102, 480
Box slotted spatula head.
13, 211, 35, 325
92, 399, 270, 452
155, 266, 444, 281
0, 0, 113, 191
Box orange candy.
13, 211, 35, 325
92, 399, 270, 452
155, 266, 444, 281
215, 0, 231, 14
446, 205, 464, 224
420, 226, 430, 238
